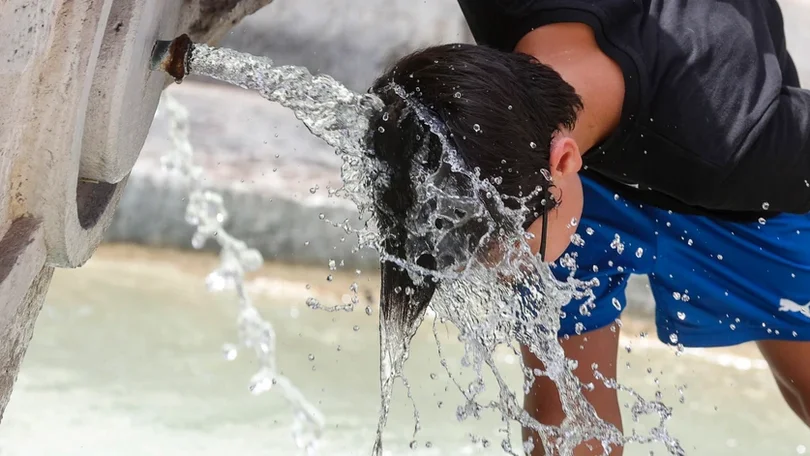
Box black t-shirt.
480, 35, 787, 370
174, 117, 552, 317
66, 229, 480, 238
458, 0, 810, 221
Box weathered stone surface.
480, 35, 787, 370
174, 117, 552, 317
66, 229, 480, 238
184, 0, 276, 45
0, 0, 273, 422
0, 217, 50, 424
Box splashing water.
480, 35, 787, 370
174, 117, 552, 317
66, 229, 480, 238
179, 42, 685, 455
158, 93, 325, 454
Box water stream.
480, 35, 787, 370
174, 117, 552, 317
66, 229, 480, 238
162, 41, 685, 455
158, 93, 325, 454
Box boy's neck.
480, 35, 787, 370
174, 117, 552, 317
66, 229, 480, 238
515, 22, 625, 153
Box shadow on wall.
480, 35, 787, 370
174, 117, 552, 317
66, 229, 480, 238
205, 0, 474, 92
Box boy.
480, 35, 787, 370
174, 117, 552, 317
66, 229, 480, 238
368, 1, 810, 454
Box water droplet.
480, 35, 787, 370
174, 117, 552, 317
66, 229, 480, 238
669, 333, 679, 344
677, 311, 686, 320
730, 323, 737, 330
365, 306, 373, 316
430, 373, 437, 380
529, 141, 537, 149
635, 247, 644, 258
410, 440, 418, 449
222, 344, 238, 361
308, 354, 315, 361
717, 254, 724, 260
382, 112, 389, 121
328, 259, 337, 270
306, 297, 320, 309
507, 105, 513, 110
353, 325, 360, 331
454, 91, 462, 98
249, 376, 274, 395
191, 231, 207, 249
318, 213, 325, 220
758, 217, 767, 225
609, 234, 625, 254
472, 123, 481, 132
205, 271, 228, 292
377, 126, 385, 133
672, 291, 681, 300
326, 274, 334, 282
797, 444, 807, 455
612, 298, 621, 310
762, 202, 770, 210
586, 227, 595, 235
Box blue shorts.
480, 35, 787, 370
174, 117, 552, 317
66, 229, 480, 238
542, 175, 810, 348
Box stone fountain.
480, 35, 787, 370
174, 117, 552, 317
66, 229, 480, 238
0, 0, 275, 421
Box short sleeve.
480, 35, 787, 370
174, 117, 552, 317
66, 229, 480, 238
456, 0, 635, 51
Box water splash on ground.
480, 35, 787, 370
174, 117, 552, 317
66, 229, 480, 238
181, 42, 684, 455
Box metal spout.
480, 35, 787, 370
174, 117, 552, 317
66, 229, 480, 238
150, 34, 193, 83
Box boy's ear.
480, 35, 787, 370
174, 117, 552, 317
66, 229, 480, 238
548, 135, 582, 178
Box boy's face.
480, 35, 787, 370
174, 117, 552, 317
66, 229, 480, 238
525, 132, 585, 262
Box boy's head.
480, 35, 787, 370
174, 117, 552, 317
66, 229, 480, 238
367, 44, 585, 330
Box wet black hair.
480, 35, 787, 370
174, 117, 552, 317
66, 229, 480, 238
367, 43, 582, 332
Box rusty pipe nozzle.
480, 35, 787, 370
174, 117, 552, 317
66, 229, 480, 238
150, 34, 193, 83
